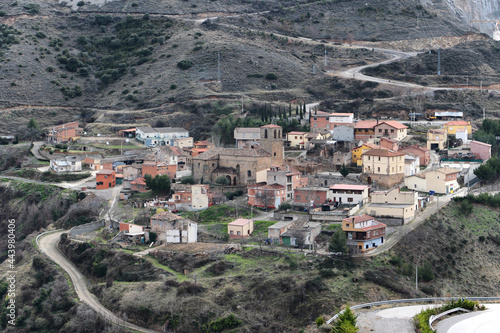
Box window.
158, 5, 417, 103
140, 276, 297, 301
247, 170, 251, 177
296, 195, 301, 200
391, 129, 394, 133
230, 230, 234, 234
378, 129, 382, 133
378, 157, 381, 161
348, 198, 353, 202
264, 129, 268, 138
274, 152, 276, 156
212, 163, 215, 167
314, 117, 317, 120
237, 231, 241, 235
295, 136, 298, 139
377, 167, 380, 172
314, 124, 317, 127
346, 223, 349, 227
274, 176, 276, 181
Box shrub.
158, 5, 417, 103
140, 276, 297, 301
177, 60, 193, 70
170, 84, 177, 89
278, 202, 291, 211
180, 176, 194, 184
316, 316, 325, 327
265, 73, 278, 80
203, 314, 241, 332
35, 31, 46, 39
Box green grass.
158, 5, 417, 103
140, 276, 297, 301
252, 220, 277, 237
183, 204, 251, 224
448, 204, 499, 236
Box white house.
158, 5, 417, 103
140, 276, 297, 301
50, 156, 82, 172
136, 127, 189, 146
329, 184, 370, 205
329, 113, 354, 127
404, 155, 419, 177
150, 211, 197, 243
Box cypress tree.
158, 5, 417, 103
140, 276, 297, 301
289, 103, 292, 117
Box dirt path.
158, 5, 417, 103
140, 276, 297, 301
37, 231, 158, 333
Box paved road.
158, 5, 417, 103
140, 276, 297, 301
366, 187, 465, 256
37, 231, 158, 333
436, 304, 500, 333
31, 141, 49, 161
357, 304, 440, 333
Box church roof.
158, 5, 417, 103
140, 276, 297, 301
193, 148, 271, 160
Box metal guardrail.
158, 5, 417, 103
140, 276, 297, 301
326, 297, 500, 325
429, 307, 470, 331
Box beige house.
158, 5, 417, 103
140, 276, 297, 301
191, 184, 210, 210
373, 121, 408, 141
427, 129, 448, 151
174, 137, 194, 149
405, 167, 460, 194
362, 149, 405, 175
228, 218, 254, 238
287, 131, 307, 148
368, 188, 418, 223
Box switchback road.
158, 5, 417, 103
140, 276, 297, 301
37, 231, 157, 333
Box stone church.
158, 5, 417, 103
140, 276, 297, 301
192, 124, 284, 185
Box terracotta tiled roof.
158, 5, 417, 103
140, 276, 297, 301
355, 120, 378, 129
131, 177, 146, 185
261, 124, 281, 128
288, 131, 307, 135
376, 121, 408, 129
362, 148, 405, 157
444, 120, 469, 126
343, 214, 374, 224
229, 218, 252, 226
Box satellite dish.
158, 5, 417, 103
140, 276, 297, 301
126, 139, 130, 143
97, 133, 101, 137
106, 141, 109, 145
84, 132, 87, 135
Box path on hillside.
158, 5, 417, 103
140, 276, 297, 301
37, 231, 157, 333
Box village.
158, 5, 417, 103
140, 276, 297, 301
30, 108, 491, 256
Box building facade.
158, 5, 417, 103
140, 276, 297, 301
228, 218, 254, 238
427, 129, 448, 151
247, 183, 287, 209
342, 215, 386, 253
234, 127, 260, 148
150, 211, 197, 243
329, 184, 370, 205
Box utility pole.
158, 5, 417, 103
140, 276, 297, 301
241, 94, 244, 114
324, 48, 327, 67
415, 264, 418, 290
437, 48, 441, 76
429, 39, 431, 54
217, 52, 221, 82
312, 64, 316, 74
483, 108, 486, 120
466, 76, 468, 89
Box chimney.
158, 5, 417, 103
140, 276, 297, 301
376, 117, 379, 124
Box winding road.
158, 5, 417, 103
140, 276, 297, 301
37, 231, 157, 333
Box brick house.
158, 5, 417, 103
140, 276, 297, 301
293, 187, 331, 207
310, 110, 332, 131
470, 140, 491, 161
380, 137, 398, 151
46, 121, 83, 143
400, 145, 430, 166
342, 215, 386, 253
96, 169, 116, 189
247, 183, 287, 209
131, 177, 147, 192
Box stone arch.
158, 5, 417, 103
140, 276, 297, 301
226, 175, 232, 184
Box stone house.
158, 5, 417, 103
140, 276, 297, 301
150, 211, 197, 244
362, 148, 405, 187
50, 156, 82, 172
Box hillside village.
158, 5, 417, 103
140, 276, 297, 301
18, 108, 491, 255
3, 1, 500, 332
